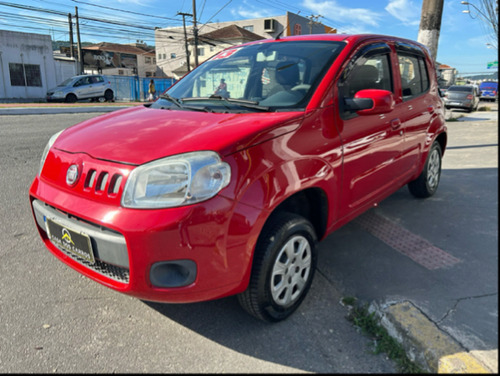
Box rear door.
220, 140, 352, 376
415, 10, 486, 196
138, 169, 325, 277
88, 75, 106, 97
395, 43, 434, 175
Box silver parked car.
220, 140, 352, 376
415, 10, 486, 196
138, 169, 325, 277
444, 85, 480, 112
47, 74, 114, 103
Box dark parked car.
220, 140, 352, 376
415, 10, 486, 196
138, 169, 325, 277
444, 85, 480, 112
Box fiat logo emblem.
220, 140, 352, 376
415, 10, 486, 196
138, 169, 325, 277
66, 164, 79, 186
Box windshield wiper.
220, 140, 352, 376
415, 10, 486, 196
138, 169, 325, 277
184, 96, 270, 112
159, 93, 183, 108
159, 94, 213, 112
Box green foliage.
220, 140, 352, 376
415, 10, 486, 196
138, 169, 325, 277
344, 300, 427, 374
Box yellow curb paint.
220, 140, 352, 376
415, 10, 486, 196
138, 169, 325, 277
373, 300, 499, 373
439, 352, 494, 373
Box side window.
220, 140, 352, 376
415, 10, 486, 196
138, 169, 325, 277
398, 53, 429, 100
75, 77, 90, 87
339, 52, 393, 117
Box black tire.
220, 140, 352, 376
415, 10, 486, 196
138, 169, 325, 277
408, 142, 442, 198
104, 89, 114, 102
65, 93, 77, 103
238, 212, 318, 322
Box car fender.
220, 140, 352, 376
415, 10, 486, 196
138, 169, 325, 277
222, 154, 337, 292
414, 112, 447, 178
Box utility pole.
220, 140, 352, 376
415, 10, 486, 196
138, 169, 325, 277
417, 0, 444, 61
75, 6, 83, 74
192, 0, 199, 67
307, 15, 322, 34
178, 12, 192, 72
68, 13, 74, 59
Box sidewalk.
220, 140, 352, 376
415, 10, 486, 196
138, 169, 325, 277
318, 106, 498, 373
0, 101, 142, 115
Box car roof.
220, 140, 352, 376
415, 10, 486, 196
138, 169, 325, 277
235, 33, 429, 52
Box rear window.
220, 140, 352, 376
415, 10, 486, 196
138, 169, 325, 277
448, 86, 473, 92
479, 83, 497, 90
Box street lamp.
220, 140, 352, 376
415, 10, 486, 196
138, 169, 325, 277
461, 1, 489, 20
461, 1, 498, 49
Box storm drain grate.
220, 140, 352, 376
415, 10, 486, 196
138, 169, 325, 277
355, 211, 461, 270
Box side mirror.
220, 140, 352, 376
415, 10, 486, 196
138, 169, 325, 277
345, 89, 395, 115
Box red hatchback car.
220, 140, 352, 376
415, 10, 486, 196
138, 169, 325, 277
30, 34, 447, 322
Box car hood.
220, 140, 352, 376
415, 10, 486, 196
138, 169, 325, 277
54, 105, 304, 165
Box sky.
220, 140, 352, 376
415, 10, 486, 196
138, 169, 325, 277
0, 0, 498, 76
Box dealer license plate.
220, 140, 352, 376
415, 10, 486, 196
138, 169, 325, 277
46, 218, 95, 264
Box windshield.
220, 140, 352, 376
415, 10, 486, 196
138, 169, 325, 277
154, 40, 344, 113
58, 77, 76, 87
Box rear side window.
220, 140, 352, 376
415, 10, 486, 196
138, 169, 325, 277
398, 53, 430, 100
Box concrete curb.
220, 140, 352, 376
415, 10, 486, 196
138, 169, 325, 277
0, 106, 135, 115
369, 300, 498, 373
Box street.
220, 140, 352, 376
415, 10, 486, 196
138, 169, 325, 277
0, 111, 396, 373
0, 102, 497, 372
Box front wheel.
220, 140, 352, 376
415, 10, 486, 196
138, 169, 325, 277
65, 93, 77, 103
238, 213, 317, 322
408, 141, 442, 198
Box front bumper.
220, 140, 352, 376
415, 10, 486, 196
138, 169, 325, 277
29, 172, 259, 303
444, 100, 473, 109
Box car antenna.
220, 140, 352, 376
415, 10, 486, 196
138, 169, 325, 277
275, 11, 299, 40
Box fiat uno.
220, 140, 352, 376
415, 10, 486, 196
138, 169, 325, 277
30, 34, 447, 322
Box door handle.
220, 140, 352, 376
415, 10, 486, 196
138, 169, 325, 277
427, 105, 434, 113
391, 118, 401, 129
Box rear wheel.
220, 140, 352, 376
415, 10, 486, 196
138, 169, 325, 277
104, 89, 114, 102
408, 141, 442, 198
238, 212, 317, 322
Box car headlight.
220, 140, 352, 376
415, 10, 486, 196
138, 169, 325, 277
122, 151, 231, 209
39, 130, 64, 176
52, 91, 64, 98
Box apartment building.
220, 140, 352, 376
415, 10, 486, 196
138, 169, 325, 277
155, 11, 336, 79
81, 42, 157, 77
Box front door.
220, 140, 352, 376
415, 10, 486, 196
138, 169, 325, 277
336, 43, 406, 217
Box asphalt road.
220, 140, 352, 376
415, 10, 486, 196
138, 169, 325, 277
0, 112, 396, 373
0, 102, 497, 373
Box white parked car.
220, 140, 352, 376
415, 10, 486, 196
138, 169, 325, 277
46, 74, 114, 103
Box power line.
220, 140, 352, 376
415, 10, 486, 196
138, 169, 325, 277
70, 0, 182, 23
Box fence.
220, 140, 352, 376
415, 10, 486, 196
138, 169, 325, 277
105, 76, 176, 102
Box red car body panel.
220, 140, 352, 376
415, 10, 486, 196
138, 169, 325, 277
29, 34, 447, 304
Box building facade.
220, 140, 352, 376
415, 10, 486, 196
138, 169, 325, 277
437, 64, 457, 87
0, 29, 58, 99
81, 42, 157, 78
155, 12, 336, 79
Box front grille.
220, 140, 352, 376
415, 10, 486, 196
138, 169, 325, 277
32, 200, 130, 284
57, 244, 130, 283
84, 169, 124, 197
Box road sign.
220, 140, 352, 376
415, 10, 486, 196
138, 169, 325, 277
487, 61, 498, 69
